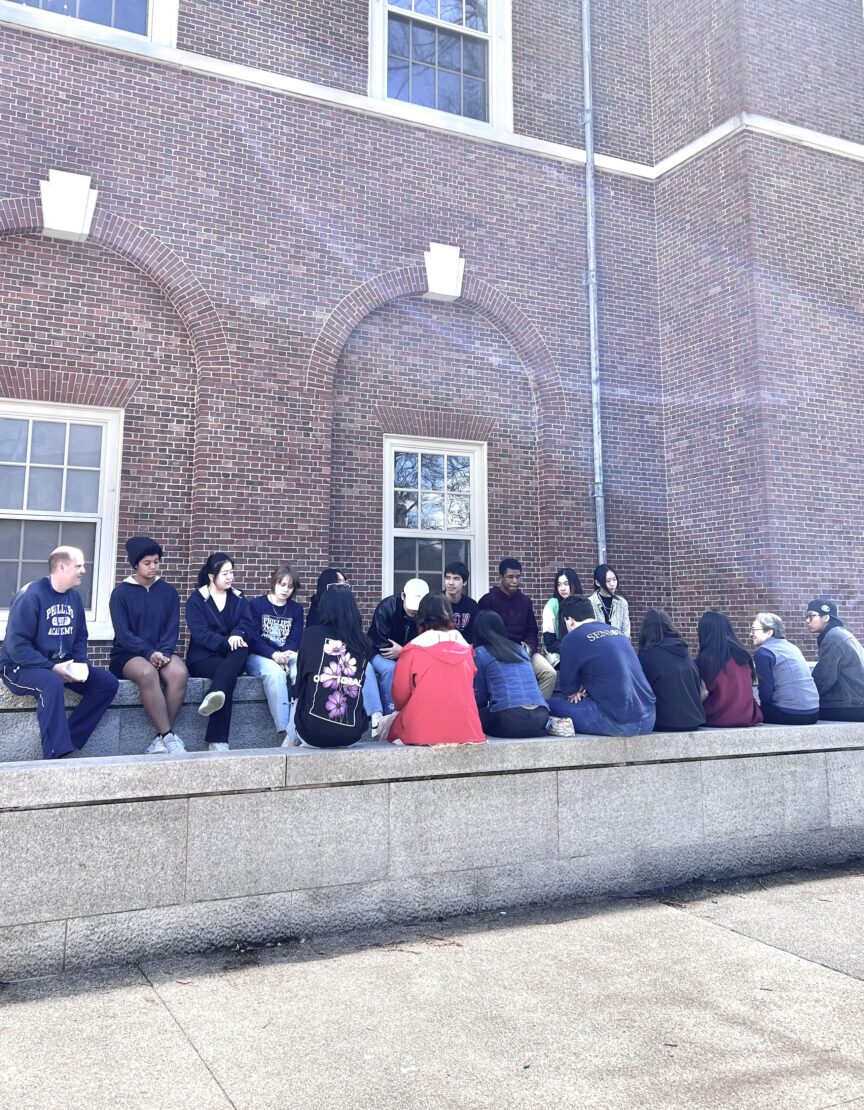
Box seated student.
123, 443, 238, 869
245, 564, 304, 745
368, 578, 430, 713
291, 583, 375, 748
750, 612, 819, 725
588, 564, 630, 637
547, 596, 655, 737
379, 594, 484, 746
109, 536, 188, 754
806, 599, 864, 721
473, 610, 550, 738
637, 608, 705, 732
542, 567, 583, 667
443, 561, 478, 642
186, 552, 249, 751
0, 546, 118, 759
478, 557, 557, 701
696, 610, 762, 727
307, 567, 346, 628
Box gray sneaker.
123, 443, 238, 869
198, 690, 226, 717
163, 732, 187, 753
145, 735, 168, 755
207, 742, 229, 752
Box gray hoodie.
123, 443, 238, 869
813, 625, 864, 708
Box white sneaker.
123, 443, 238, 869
370, 711, 383, 739
207, 742, 229, 752
163, 732, 186, 753
145, 735, 168, 755
198, 690, 226, 717
548, 716, 576, 737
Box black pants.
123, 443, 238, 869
762, 703, 819, 725
188, 648, 248, 745
479, 705, 550, 738
819, 706, 864, 722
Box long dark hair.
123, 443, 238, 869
417, 593, 454, 633
197, 551, 232, 588
593, 563, 620, 595
551, 567, 583, 639
310, 567, 344, 608
316, 585, 371, 660
696, 610, 754, 682
638, 608, 683, 651
471, 610, 525, 664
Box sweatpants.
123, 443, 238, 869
2, 664, 119, 760
188, 648, 249, 745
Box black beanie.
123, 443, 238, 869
126, 535, 164, 567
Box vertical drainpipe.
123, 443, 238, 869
582, 0, 607, 564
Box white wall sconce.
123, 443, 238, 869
423, 242, 465, 302
39, 170, 99, 242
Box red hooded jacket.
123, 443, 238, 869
391, 632, 486, 746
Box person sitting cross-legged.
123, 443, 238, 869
547, 596, 655, 737
0, 546, 118, 759
473, 610, 550, 738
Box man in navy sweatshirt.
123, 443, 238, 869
548, 596, 655, 736
0, 547, 118, 758
478, 557, 556, 699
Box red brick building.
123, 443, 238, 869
1, 0, 862, 655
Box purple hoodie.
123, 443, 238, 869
477, 585, 539, 652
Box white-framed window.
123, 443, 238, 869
382, 435, 488, 599
0, 400, 123, 640
369, 0, 513, 130
0, 0, 178, 47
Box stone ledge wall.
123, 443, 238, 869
3, 722, 864, 981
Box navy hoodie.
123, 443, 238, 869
559, 620, 655, 724
638, 636, 705, 731
0, 577, 88, 670
110, 576, 180, 666
244, 595, 304, 657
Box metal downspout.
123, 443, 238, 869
582, 0, 607, 563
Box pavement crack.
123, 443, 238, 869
136, 964, 238, 1109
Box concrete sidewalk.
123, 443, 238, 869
3, 864, 864, 1110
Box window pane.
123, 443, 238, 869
418, 538, 443, 571
27, 468, 63, 511
420, 492, 444, 529
0, 564, 18, 607
394, 490, 418, 528
0, 467, 25, 510
388, 15, 410, 56
390, 0, 411, 7
411, 23, 435, 65
23, 519, 60, 560
394, 537, 416, 571
444, 538, 469, 567
0, 419, 28, 463
440, 0, 463, 25
438, 71, 461, 114
114, 0, 147, 34
31, 421, 66, 465
43, 0, 74, 13
21, 561, 47, 590
411, 63, 436, 107
68, 424, 102, 467
447, 455, 471, 492
415, 0, 436, 14
65, 469, 100, 513
0, 520, 21, 559
394, 571, 413, 597
388, 59, 410, 100
463, 36, 486, 78
421, 453, 445, 490
465, 0, 487, 31
438, 29, 461, 70
60, 521, 97, 563
79, 0, 112, 24
393, 451, 418, 489
447, 494, 471, 529
463, 77, 486, 120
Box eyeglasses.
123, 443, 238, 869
804, 613, 822, 621
750, 626, 768, 633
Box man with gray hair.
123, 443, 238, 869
0, 547, 118, 758
750, 612, 819, 725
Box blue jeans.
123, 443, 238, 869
246, 654, 297, 732
547, 695, 655, 737
371, 653, 397, 713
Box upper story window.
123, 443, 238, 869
369, 0, 512, 131
0, 0, 178, 46
0, 400, 123, 640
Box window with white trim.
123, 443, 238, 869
369, 0, 512, 130
0, 400, 123, 639
383, 436, 487, 598
0, 0, 178, 46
